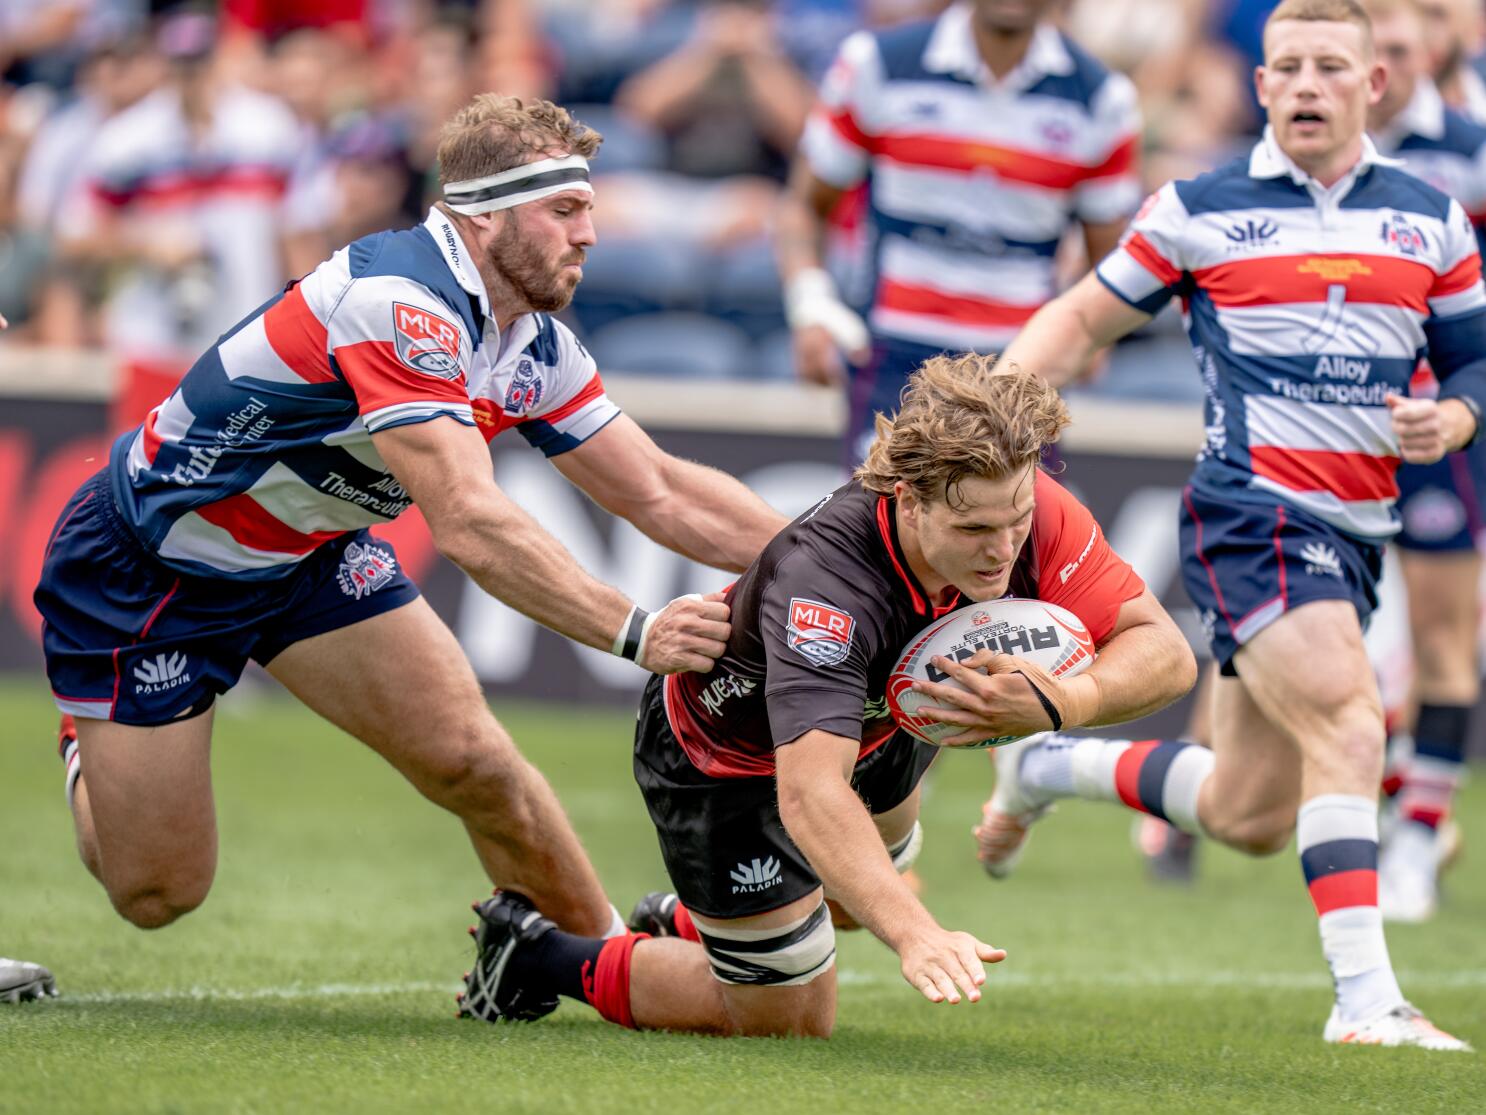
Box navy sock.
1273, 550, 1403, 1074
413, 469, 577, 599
508, 928, 606, 1002
1414, 703, 1470, 764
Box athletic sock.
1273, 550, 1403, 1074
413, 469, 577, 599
1018, 732, 1214, 835
1399, 704, 1469, 832
57, 715, 81, 811
507, 930, 646, 1029
1297, 794, 1404, 1023
508, 927, 605, 1002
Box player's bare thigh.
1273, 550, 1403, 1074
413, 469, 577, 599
692, 888, 838, 1038
1231, 598, 1384, 799
1398, 549, 1481, 704
75, 709, 217, 928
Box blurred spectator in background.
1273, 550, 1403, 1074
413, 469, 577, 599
8, 32, 161, 345
56, 9, 299, 430
0, 0, 145, 90
778, 0, 1143, 460
1418, 0, 1486, 120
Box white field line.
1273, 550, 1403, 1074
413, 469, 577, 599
61, 970, 1486, 1004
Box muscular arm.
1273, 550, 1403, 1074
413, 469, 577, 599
996, 271, 1152, 388
373, 417, 727, 670
911, 588, 1196, 744
551, 414, 788, 572
1080, 587, 1198, 725
774, 730, 939, 950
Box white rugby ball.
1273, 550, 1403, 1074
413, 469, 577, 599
887, 598, 1095, 748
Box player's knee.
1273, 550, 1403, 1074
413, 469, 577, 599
110, 879, 209, 929
1209, 812, 1293, 857
705, 900, 837, 1033
421, 720, 524, 809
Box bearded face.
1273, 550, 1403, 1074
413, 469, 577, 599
486, 209, 586, 313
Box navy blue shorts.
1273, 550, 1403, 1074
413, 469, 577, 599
35, 471, 420, 726
1393, 444, 1486, 553
1178, 485, 1383, 676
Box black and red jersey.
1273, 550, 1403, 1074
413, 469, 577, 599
664, 471, 1145, 778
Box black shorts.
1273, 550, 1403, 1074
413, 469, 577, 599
632, 672, 938, 920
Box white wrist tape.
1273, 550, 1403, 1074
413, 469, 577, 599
785, 267, 870, 356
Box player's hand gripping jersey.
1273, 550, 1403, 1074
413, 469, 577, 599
664, 472, 1145, 777
108, 209, 619, 578
1097, 129, 1486, 539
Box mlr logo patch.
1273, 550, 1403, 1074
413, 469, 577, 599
392, 303, 462, 379
786, 598, 855, 668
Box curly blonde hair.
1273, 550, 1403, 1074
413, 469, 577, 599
855, 354, 1070, 506
436, 93, 602, 189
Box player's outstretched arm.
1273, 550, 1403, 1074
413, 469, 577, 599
996, 271, 1151, 388
373, 416, 729, 673
775, 730, 1006, 1004
553, 414, 788, 572
1075, 586, 1197, 725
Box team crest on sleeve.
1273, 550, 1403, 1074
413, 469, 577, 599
336, 541, 398, 599
503, 357, 545, 414
786, 598, 856, 667
392, 302, 463, 379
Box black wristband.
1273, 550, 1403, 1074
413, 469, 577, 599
1016, 671, 1063, 731
617, 607, 649, 662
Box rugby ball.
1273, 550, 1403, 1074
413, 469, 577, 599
886, 598, 1095, 748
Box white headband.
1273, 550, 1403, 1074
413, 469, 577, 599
443, 154, 593, 215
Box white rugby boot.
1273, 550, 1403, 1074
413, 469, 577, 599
0, 959, 58, 1004
973, 734, 1054, 879
1378, 822, 1440, 924
1323, 1002, 1473, 1051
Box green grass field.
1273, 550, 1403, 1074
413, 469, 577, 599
3, 676, 1484, 1113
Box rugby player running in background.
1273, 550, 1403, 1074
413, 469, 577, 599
777, 0, 1142, 462
455, 361, 1194, 1036
977, 0, 1485, 1050
35, 95, 787, 944
1364, 0, 1486, 923
1136, 0, 1486, 902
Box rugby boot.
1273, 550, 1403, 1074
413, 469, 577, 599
973, 735, 1053, 879
457, 892, 559, 1023
1323, 1002, 1473, 1051
626, 892, 682, 937
0, 959, 58, 1004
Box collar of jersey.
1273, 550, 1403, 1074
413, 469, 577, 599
422, 207, 493, 323
923, 5, 1073, 89
1248, 125, 1402, 189
874, 495, 959, 619
1373, 78, 1447, 153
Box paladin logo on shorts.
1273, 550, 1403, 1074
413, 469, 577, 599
1301, 542, 1343, 579
786, 598, 855, 667
392, 303, 462, 379
133, 651, 190, 695
336, 542, 398, 599
730, 856, 782, 894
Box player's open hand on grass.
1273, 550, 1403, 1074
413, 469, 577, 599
910, 649, 1101, 744
898, 924, 1006, 1004
638, 591, 732, 675
1386, 393, 1475, 464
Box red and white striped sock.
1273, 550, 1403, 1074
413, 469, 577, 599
1297, 794, 1403, 1023
1019, 733, 1214, 835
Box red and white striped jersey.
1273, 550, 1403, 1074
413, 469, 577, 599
1098, 129, 1486, 539
74, 84, 301, 361
110, 208, 620, 579
800, 5, 1141, 351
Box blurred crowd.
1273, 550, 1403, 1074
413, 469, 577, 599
0, 0, 1482, 398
